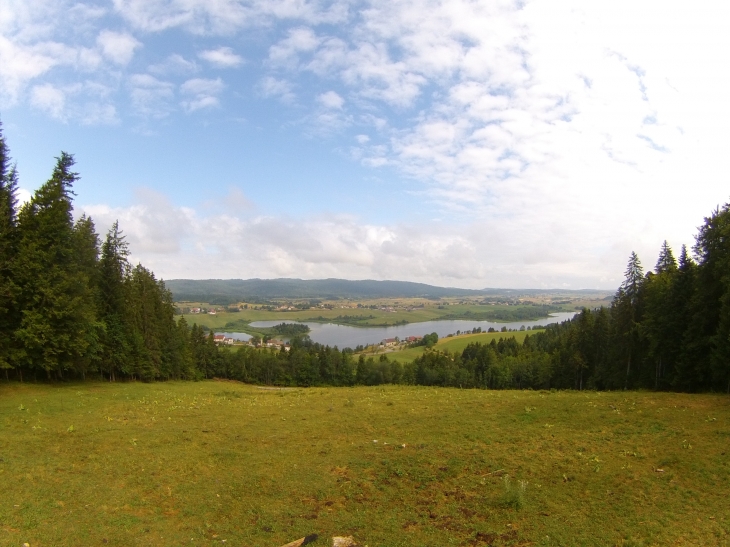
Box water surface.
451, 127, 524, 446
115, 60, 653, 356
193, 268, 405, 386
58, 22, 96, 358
243, 312, 577, 348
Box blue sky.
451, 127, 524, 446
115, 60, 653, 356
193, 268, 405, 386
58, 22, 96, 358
2, 0, 730, 288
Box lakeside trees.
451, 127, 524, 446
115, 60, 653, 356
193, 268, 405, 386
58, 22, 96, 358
517, 210, 730, 393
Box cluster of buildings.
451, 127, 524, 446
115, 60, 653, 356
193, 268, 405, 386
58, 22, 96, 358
213, 335, 235, 345
187, 307, 219, 315
212, 335, 290, 351
379, 335, 422, 348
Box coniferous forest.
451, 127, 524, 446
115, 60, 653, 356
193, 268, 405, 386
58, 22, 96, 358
1, 125, 730, 392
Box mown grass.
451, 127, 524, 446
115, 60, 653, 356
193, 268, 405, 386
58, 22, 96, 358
385, 331, 537, 362
1, 382, 729, 546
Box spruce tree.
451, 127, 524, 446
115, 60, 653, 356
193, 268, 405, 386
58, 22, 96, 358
670, 245, 700, 389
655, 240, 678, 274
0, 122, 19, 379
128, 265, 163, 380
643, 242, 678, 389
612, 252, 645, 389
98, 222, 132, 381
70, 214, 102, 378
126, 264, 176, 381
13, 153, 97, 379
693, 204, 730, 391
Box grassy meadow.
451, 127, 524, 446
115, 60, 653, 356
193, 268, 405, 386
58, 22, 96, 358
1, 382, 729, 546
382, 331, 538, 362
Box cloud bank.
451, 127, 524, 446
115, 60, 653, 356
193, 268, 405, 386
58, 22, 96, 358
5, 0, 730, 288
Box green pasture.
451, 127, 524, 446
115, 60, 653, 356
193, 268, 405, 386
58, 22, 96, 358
383, 331, 538, 362
1, 382, 728, 546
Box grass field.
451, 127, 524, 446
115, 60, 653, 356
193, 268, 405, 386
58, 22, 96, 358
1, 382, 729, 546
381, 331, 538, 362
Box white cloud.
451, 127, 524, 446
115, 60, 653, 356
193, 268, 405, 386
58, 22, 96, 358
29, 83, 66, 119
27, 80, 118, 125
96, 29, 141, 65
180, 77, 224, 112
317, 90, 343, 109
82, 188, 193, 254
268, 27, 321, 68
16, 187, 33, 207
257, 76, 295, 103
79, 190, 624, 288
112, 0, 348, 34
198, 46, 244, 68
0, 36, 61, 103
129, 73, 175, 118
80, 102, 118, 126
0, 2, 110, 104
306, 91, 352, 135
148, 53, 198, 75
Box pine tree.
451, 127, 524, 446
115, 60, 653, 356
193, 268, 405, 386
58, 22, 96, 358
655, 240, 678, 274
128, 265, 164, 380
0, 121, 19, 379
588, 306, 611, 389
170, 316, 195, 380
13, 153, 98, 379
98, 222, 131, 381
693, 204, 730, 391
670, 245, 700, 389
642, 242, 678, 389
613, 252, 645, 389
70, 214, 103, 378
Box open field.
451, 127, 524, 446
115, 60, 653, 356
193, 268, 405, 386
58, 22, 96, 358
179, 296, 608, 332
380, 331, 538, 362
1, 382, 729, 546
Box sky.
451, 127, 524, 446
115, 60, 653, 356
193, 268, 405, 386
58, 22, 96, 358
1, 0, 730, 290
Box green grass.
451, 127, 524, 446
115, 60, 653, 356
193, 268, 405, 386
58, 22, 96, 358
384, 331, 538, 362
1, 382, 729, 546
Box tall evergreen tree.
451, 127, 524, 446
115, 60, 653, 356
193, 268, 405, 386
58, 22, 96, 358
70, 214, 103, 378
670, 245, 700, 389
128, 265, 164, 380
642, 242, 678, 389
13, 153, 97, 379
613, 252, 645, 389
693, 204, 730, 391
0, 122, 19, 378
98, 222, 131, 381
655, 240, 678, 274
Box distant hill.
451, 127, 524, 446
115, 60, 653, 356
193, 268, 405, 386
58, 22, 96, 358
164, 278, 611, 304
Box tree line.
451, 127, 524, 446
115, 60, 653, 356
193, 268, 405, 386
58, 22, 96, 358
0, 124, 184, 381
2, 123, 730, 391
391, 208, 730, 393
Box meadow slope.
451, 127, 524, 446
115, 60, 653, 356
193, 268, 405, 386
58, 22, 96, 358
1, 382, 728, 546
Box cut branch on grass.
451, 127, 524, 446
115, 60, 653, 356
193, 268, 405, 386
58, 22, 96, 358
279, 534, 318, 547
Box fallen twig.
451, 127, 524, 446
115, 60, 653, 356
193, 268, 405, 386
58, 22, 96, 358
279, 534, 318, 547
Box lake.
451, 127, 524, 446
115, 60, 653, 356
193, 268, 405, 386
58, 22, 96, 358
220, 311, 577, 348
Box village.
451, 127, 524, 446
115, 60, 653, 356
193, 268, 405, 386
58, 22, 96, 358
210, 333, 425, 353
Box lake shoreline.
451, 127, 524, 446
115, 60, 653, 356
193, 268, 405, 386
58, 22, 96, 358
226, 311, 579, 348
